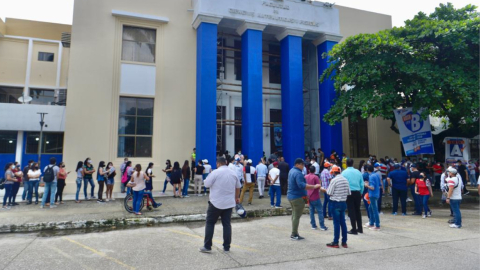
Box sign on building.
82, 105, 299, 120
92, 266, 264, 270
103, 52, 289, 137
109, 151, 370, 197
443, 137, 470, 164
394, 108, 435, 156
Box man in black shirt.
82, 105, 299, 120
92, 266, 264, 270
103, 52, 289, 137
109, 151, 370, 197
457, 160, 469, 195
409, 164, 422, 215
278, 157, 290, 195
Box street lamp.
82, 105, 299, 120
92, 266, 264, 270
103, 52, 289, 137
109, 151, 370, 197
37, 112, 48, 166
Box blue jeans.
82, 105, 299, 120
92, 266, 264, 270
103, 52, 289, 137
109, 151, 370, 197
144, 191, 160, 207
83, 178, 95, 198
162, 176, 172, 193
368, 197, 380, 227
323, 193, 332, 218
133, 190, 144, 213
269, 185, 281, 207
331, 201, 347, 244
450, 199, 462, 227
409, 185, 422, 213
182, 179, 190, 196
2, 184, 13, 206
309, 199, 326, 228
22, 181, 30, 200
41, 182, 57, 206
203, 173, 209, 193
420, 195, 430, 214
28, 180, 40, 202
75, 177, 82, 201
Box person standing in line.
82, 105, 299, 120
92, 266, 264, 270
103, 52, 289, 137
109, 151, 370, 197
256, 159, 268, 199
10, 162, 23, 206
26, 163, 41, 205
467, 160, 477, 187
311, 159, 320, 177
415, 172, 433, 218
378, 159, 388, 196
446, 168, 462, 228
373, 163, 385, 214
170, 161, 183, 198
288, 158, 321, 241
194, 160, 205, 196
268, 162, 282, 208
74, 161, 84, 203
456, 160, 469, 195
203, 159, 212, 195
83, 158, 96, 200
121, 161, 133, 194
145, 162, 155, 197
342, 159, 364, 235
55, 162, 69, 204
199, 157, 241, 253
320, 162, 333, 220
119, 158, 128, 193
387, 163, 408, 215
41, 157, 59, 209
22, 160, 34, 202
364, 165, 381, 231
361, 165, 370, 219
239, 159, 256, 205
306, 166, 328, 231
2, 163, 18, 209
162, 160, 173, 194
105, 162, 116, 201
408, 164, 423, 215
96, 161, 108, 203
278, 157, 290, 195
326, 165, 351, 248
182, 160, 191, 198
129, 164, 149, 215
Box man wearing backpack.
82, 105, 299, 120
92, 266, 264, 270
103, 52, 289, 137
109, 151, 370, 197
41, 157, 59, 209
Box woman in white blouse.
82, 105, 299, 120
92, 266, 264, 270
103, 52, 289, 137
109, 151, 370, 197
27, 162, 42, 205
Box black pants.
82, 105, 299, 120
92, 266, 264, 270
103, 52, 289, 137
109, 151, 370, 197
391, 187, 407, 214
204, 202, 232, 250
11, 182, 20, 203
55, 180, 66, 202
280, 176, 288, 195
98, 181, 105, 200
346, 191, 362, 233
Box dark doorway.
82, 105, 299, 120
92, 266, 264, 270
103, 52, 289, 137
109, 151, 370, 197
216, 106, 226, 156
348, 116, 369, 158
270, 109, 282, 155
234, 107, 242, 153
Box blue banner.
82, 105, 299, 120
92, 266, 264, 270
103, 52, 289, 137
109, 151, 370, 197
394, 108, 435, 156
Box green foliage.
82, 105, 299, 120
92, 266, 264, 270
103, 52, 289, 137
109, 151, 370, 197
320, 3, 479, 134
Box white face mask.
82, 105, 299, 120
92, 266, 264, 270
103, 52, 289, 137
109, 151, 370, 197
88, 160, 92, 164
11, 165, 15, 169
310, 161, 314, 165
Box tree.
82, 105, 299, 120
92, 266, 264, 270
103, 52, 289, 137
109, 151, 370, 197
320, 3, 479, 137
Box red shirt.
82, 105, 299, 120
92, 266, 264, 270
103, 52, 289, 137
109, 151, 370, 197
415, 179, 430, 196
12, 168, 22, 183
305, 173, 321, 201
432, 164, 443, 174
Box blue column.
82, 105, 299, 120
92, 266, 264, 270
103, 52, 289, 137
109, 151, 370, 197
196, 22, 218, 168
317, 40, 343, 156
280, 35, 304, 166
241, 29, 263, 164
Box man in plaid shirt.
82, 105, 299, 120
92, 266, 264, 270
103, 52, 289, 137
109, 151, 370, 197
321, 162, 333, 219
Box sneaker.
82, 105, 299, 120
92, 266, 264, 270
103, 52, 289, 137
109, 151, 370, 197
2, 206, 11, 210
105, 199, 109, 202
427, 211, 432, 217
50, 205, 57, 209
326, 242, 339, 248
111, 198, 115, 201
290, 235, 305, 240
402, 213, 407, 216
449, 224, 461, 229
199, 247, 212, 253
406, 198, 413, 202
275, 206, 283, 209
411, 212, 421, 216
248, 203, 252, 205
369, 226, 381, 231
40, 205, 44, 209
364, 223, 374, 228
311, 227, 318, 230
341, 243, 348, 248
422, 215, 426, 219
223, 248, 230, 253
320, 227, 328, 231
184, 195, 190, 198
392, 212, 397, 216
379, 212, 384, 215
271, 205, 274, 208
198, 194, 203, 197
464, 191, 470, 195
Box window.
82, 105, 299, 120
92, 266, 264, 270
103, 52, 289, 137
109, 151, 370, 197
0, 87, 23, 104
118, 97, 154, 157
217, 38, 226, 80
38, 52, 54, 62
0, 131, 17, 154
25, 132, 64, 154
234, 40, 242, 81
269, 44, 281, 84
122, 26, 156, 63
30, 89, 55, 105
348, 116, 369, 158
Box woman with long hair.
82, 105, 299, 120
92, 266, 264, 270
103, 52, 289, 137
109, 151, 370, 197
55, 162, 70, 204
130, 164, 150, 215
105, 162, 116, 201
96, 161, 108, 202
145, 162, 155, 192
27, 162, 41, 205
181, 160, 190, 198
161, 160, 173, 194
75, 161, 84, 203
121, 161, 133, 194
170, 162, 183, 198
83, 158, 96, 200
358, 160, 366, 174
415, 172, 433, 218
2, 162, 17, 209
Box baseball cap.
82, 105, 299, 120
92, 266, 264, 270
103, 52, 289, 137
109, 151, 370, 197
323, 162, 332, 168
330, 165, 341, 174
247, 159, 252, 164
410, 164, 417, 168
394, 163, 400, 169
374, 163, 380, 168
273, 162, 279, 166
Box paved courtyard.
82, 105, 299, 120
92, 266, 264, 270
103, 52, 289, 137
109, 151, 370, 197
0, 203, 479, 270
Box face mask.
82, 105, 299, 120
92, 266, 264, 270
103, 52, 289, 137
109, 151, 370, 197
166, 163, 169, 165
88, 160, 92, 164
310, 161, 314, 165
11, 165, 15, 169
238, 152, 241, 155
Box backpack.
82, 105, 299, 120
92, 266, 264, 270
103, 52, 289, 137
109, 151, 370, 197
43, 165, 55, 183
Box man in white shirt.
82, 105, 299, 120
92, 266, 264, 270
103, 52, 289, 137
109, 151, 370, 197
311, 160, 320, 176
446, 168, 462, 228
256, 159, 268, 199
268, 162, 282, 208
200, 157, 241, 253
240, 160, 256, 205
230, 158, 244, 186
202, 159, 212, 195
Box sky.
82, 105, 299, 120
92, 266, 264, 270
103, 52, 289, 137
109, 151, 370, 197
0, 0, 475, 27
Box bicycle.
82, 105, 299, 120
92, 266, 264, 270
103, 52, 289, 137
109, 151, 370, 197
124, 193, 155, 213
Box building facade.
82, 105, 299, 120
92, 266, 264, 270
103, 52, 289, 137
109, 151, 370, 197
0, 0, 402, 192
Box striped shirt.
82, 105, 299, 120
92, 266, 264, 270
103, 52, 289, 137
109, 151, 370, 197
320, 169, 332, 189
327, 174, 351, 202
378, 163, 388, 176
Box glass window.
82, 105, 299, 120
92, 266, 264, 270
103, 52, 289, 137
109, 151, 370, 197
30, 89, 55, 105
25, 132, 64, 154
38, 52, 54, 62
118, 97, 154, 157
348, 117, 369, 158
122, 26, 156, 63
0, 131, 17, 154
269, 44, 281, 84
234, 40, 242, 81
0, 87, 23, 104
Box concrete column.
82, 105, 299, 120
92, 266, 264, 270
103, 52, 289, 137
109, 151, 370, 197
193, 16, 221, 168
276, 29, 305, 166
237, 22, 266, 164
15, 131, 23, 164
314, 34, 343, 157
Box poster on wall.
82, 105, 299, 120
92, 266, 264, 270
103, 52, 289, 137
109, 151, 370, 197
443, 137, 470, 164
274, 125, 282, 148
393, 107, 435, 156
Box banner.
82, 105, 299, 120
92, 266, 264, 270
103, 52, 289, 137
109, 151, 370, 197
273, 125, 282, 147
394, 108, 435, 156
443, 137, 470, 164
